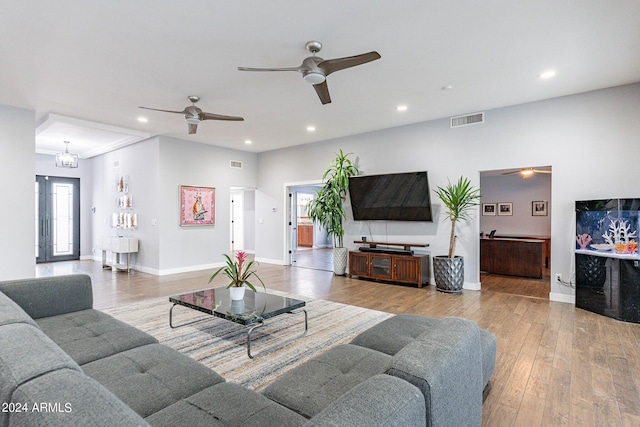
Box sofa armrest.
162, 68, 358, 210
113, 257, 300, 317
386, 317, 483, 427
0, 274, 93, 319
304, 374, 426, 427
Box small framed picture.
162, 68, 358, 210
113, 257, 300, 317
532, 201, 548, 216
498, 202, 513, 216
482, 203, 497, 216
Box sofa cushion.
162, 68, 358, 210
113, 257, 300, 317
262, 344, 391, 419
305, 375, 426, 427
0, 323, 82, 426
350, 314, 440, 356
146, 382, 307, 427
0, 274, 93, 319
0, 291, 39, 328
9, 368, 149, 427
82, 343, 224, 418
35, 308, 158, 365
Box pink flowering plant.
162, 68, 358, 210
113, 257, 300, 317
208, 251, 265, 292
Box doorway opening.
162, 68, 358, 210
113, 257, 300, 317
230, 187, 255, 254
286, 183, 332, 271
479, 166, 552, 299
35, 175, 80, 263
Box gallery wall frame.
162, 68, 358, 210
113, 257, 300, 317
498, 202, 513, 216
532, 200, 548, 216
179, 185, 215, 226
482, 203, 497, 216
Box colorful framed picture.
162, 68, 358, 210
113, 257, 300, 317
532, 201, 548, 216
482, 203, 497, 216
498, 202, 513, 216
179, 185, 215, 226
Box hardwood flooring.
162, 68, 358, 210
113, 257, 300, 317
35, 259, 640, 427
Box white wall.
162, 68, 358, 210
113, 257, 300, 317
90, 137, 161, 271
255, 83, 640, 303
0, 105, 35, 279
156, 137, 258, 274
35, 153, 94, 259
480, 173, 551, 237
89, 136, 258, 275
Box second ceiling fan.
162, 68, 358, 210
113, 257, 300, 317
238, 41, 381, 105
139, 96, 244, 135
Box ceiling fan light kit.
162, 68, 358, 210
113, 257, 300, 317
502, 168, 552, 178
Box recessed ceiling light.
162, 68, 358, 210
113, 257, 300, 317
306, 126, 316, 132
538, 70, 556, 79
137, 117, 148, 123
396, 105, 408, 112
441, 85, 453, 90
244, 139, 252, 145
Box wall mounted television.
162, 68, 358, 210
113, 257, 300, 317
348, 171, 433, 221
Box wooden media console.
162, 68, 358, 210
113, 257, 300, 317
348, 241, 430, 288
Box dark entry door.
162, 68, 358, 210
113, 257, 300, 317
36, 175, 80, 263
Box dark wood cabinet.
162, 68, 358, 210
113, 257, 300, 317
348, 250, 430, 287
480, 238, 544, 278
349, 251, 369, 277
297, 225, 313, 247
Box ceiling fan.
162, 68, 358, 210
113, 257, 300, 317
238, 41, 381, 105
502, 168, 552, 178
138, 96, 244, 135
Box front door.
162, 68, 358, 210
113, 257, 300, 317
36, 175, 80, 263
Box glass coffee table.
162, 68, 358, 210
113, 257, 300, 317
169, 287, 307, 358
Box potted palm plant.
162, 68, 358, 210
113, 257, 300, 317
433, 176, 480, 293
307, 149, 359, 275
208, 251, 265, 300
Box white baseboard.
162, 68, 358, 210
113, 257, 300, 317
549, 292, 575, 304
154, 262, 224, 276
254, 257, 285, 266
463, 281, 481, 291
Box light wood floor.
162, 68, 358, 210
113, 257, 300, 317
36, 260, 640, 427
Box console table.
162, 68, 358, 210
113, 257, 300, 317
349, 241, 430, 288
100, 237, 138, 273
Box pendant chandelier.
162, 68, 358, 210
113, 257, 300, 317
55, 141, 78, 168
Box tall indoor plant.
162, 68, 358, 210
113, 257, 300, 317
307, 149, 359, 275
433, 176, 480, 293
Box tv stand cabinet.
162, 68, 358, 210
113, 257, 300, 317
349, 241, 430, 288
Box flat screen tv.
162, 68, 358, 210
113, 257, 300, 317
348, 171, 433, 221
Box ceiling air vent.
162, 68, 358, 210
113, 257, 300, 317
230, 160, 243, 169
450, 112, 484, 128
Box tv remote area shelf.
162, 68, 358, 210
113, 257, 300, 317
349, 241, 430, 288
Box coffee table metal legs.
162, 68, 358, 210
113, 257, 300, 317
169, 303, 209, 329
246, 309, 308, 358
170, 305, 309, 358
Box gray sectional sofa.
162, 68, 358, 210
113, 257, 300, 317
0, 274, 496, 427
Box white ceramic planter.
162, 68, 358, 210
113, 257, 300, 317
229, 286, 246, 300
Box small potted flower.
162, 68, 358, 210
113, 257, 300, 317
208, 251, 265, 300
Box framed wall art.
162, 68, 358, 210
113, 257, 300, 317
532, 200, 548, 216
482, 203, 497, 216
179, 185, 215, 226
498, 202, 513, 216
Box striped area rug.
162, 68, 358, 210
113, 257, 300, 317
102, 292, 392, 391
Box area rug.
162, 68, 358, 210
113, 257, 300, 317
102, 292, 392, 391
